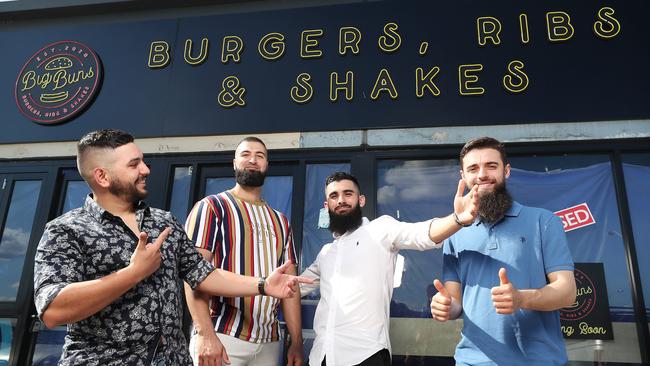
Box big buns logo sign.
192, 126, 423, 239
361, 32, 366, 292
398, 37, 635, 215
15, 41, 102, 124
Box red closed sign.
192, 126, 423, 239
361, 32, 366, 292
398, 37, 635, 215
554, 203, 596, 232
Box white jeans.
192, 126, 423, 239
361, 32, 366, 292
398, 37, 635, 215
190, 332, 282, 366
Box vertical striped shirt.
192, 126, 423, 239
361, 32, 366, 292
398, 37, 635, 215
185, 191, 296, 343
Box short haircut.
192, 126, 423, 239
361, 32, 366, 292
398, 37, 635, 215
77, 129, 134, 155
459, 136, 508, 168
237, 136, 267, 153
76, 129, 134, 182
325, 171, 360, 192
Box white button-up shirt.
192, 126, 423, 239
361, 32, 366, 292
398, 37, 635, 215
301, 215, 440, 366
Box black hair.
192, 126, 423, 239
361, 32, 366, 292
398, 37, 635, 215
325, 171, 360, 192
77, 129, 134, 155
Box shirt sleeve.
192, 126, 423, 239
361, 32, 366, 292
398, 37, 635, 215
184, 197, 221, 253
541, 213, 574, 274
172, 218, 215, 289
282, 217, 297, 266
374, 215, 440, 252
33, 223, 84, 321
442, 238, 461, 283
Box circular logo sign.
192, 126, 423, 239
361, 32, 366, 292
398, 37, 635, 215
560, 268, 596, 321
15, 41, 102, 124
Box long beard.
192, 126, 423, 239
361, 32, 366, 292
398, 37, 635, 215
477, 182, 513, 224
235, 168, 266, 187
328, 203, 363, 236
109, 177, 148, 203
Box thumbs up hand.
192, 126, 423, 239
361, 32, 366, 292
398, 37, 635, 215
491, 268, 522, 314
430, 279, 453, 322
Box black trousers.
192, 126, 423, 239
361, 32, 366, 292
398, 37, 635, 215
321, 349, 391, 366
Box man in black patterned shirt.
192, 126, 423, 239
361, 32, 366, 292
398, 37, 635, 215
33, 129, 310, 366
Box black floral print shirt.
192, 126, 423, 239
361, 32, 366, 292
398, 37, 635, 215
34, 195, 214, 365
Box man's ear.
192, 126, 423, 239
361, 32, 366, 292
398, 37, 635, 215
233, 158, 237, 171
359, 194, 366, 208
324, 201, 328, 209
93, 167, 110, 189
505, 163, 511, 179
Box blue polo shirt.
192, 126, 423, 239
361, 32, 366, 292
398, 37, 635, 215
443, 201, 573, 366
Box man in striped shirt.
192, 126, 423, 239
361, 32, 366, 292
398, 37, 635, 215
185, 137, 302, 366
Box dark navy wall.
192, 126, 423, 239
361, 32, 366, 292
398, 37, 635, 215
2, 0, 649, 143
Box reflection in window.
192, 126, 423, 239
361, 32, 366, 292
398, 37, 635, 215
31, 326, 66, 366
205, 176, 293, 220
0, 318, 16, 366
62, 181, 90, 214
377, 160, 458, 318
169, 166, 192, 223
0, 180, 41, 301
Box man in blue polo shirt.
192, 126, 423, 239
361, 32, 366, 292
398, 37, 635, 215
430, 137, 576, 365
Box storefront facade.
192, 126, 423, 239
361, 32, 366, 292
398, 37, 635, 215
0, 1, 649, 364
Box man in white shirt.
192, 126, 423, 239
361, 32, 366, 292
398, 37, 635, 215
300, 172, 479, 366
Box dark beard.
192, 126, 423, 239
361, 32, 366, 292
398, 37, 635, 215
328, 203, 363, 236
235, 168, 266, 187
109, 178, 147, 203
477, 183, 513, 224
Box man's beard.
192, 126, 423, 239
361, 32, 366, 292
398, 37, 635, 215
109, 176, 148, 203
235, 168, 266, 187
328, 203, 363, 236
477, 182, 513, 224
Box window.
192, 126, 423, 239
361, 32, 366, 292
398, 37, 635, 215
0, 318, 16, 366
622, 153, 650, 338
168, 166, 192, 223
0, 180, 42, 302
377, 159, 460, 360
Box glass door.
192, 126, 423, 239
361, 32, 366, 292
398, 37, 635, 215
0, 173, 49, 366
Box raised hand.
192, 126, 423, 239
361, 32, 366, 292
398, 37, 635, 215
491, 268, 521, 314
453, 179, 479, 226
128, 228, 170, 282
264, 261, 315, 299
430, 279, 453, 322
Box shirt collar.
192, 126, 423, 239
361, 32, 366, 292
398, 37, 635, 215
477, 201, 522, 227
332, 217, 370, 239
83, 194, 149, 223
504, 201, 523, 217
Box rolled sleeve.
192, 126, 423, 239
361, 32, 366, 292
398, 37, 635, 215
184, 259, 215, 289
33, 224, 84, 320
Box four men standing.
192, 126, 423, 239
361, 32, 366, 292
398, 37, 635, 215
35, 130, 575, 365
